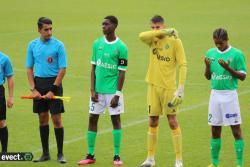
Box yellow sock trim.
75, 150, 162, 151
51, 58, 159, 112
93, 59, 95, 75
172, 127, 182, 160
147, 126, 158, 159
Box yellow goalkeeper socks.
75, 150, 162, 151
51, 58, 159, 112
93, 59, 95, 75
171, 127, 182, 160
147, 126, 158, 159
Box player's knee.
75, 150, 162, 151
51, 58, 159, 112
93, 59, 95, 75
0, 120, 6, 128
168, 119, 178, 129
149, 116, 159, 127
232, 130, 242, 139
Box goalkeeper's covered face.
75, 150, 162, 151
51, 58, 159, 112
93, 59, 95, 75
150, 22, 165, 30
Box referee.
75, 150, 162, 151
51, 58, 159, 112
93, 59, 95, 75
0, 51, 14, 153
26, 17, 67, 163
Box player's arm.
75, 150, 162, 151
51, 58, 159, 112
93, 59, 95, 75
110, 70, 126, 108
218, 59, 246, 81
169, 39, 187, 107
6, 76, 14, 108
110, 44, 128, 108
204, 57, 212, 80
90, 64, 98, 102
139, 28, 178, 45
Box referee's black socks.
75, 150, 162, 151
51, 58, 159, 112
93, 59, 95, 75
40, 125, 49, 155
54, 127, 64, 155
0, 126, 8, 153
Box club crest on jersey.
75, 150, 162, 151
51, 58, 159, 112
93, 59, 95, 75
47, 56, 53, 63
165, 44, 170, 49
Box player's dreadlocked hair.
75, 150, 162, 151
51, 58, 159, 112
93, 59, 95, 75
104, 15, 118, 27
213, 28, 228, 41
151, 15, 164, 23
37, 17, 52, 29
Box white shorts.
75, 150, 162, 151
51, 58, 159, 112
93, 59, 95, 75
89, 93, 124, 115
208, 89, 241, 126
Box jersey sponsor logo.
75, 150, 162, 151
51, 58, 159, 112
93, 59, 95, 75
96, 59, 117, 69
211, 73, 232, 80
225, 113, 238, 118
47, 57, 53, 63
98, 47, 103, 50
152, 48, 170, 62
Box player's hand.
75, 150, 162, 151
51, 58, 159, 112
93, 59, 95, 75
168, 86, 184, 108
44, 91, 54, 99
162, 28, 179, 38
7, 96, 14, 108
204, 57, 211, 67
91, 90, 98, 102
32, 89, 42, 99
110, 95, 119, 108
218, 59, 230, 70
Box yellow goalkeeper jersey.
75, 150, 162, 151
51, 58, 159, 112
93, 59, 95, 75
139, 30, 187, 90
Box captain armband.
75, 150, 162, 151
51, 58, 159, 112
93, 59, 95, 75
118, 59, 128, 66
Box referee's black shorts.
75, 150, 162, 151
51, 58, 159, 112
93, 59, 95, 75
33, 77, 65, 114
0, 85, 6, 120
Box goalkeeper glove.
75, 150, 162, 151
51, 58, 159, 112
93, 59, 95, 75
161, 28, 179, 38
168, 85, 184, 108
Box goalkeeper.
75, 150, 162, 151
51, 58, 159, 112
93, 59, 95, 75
138, 15, 187, 167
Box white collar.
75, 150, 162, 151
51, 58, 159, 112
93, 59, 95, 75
217, 45, 231, 54
104, 36, 119, 44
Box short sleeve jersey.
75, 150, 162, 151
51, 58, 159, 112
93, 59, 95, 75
26, 37, 67, 77
206, 46, 247, 90
0, 52, 14, 85
91, 37, 128, 94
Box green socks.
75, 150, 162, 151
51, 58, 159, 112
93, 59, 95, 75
87, 131, 97, 155
235, 139, 244, 166
87, 130, 122, 156
113, 129, 122, 156
210, 138, 221, 166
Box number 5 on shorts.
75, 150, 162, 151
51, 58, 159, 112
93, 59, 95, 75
90, 102, 95, 111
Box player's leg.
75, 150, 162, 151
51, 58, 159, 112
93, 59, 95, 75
108, 93, 124, 165
111, 114, 123, 165
138, 84, 160, 167
207, 90, 223, 167
77, 113, 99, 165
231, 125, 244, 167
163, 88, 182, 167
78, 95, 105, 165
0, 90, 8, 153
138, 116, 159, 167
167, 115, 183, 167
209, 126, 222, 167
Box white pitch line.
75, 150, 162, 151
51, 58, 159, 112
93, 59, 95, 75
32, 89, 250, 154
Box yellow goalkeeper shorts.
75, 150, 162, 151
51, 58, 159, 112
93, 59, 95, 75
147, 84, 178, 116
